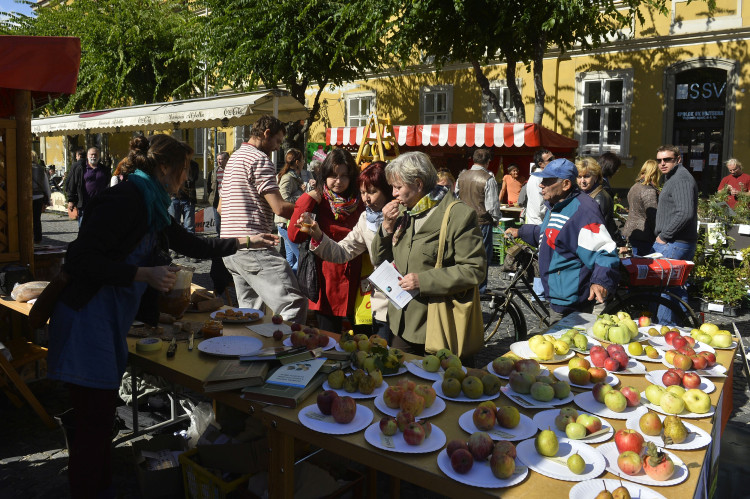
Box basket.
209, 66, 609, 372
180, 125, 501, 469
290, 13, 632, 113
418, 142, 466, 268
179, 448, 252, 499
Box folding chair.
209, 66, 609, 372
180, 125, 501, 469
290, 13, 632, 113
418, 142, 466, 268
0, 338, 56, 428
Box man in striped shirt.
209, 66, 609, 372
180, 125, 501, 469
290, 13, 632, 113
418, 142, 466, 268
220, 116, 308, 323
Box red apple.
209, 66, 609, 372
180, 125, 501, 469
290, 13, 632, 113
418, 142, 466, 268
493, 440, 517, 459
273, 329, 284, 341
621, 386, 641, 407
662, 371, 681, 387
590, 347, 609, 368
672, 336, 688, 351
396, 410, 414, 431
450, 448, 474, 474
397, 379, 416, 392
446, 439, 469, 457
604, 357, 620, 372
317, 390, 339, 415
684, 336, 696, 347
668, 367, 685, 379
317, 333, 330, 347
677, 345, 696, 357
615, 428, 645, 454
699, 351, 716, 367
638, 316, 651, 327
672, 353, 693, 370
403, 422, 426, 445
271, 314, 283, 325
330, 396, 356, 424
304, 333, 319, 350
682, 372, 701, 389
664, 331, 680, 346
690, 354, 707, 371
467, 431, 494, 461
588, 367, 607, 383
612, 352, 630, 370
617, 450, 643, 475
290, 322, 302, 332
383, 386, 404, 409
472, 405, 497, 431
379, 416, 398, 436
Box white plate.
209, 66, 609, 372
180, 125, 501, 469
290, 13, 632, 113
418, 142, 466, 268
598, 441, 688, 487
630, 348, 665, 363
298, 403, 373, 435
405, 360, 466, 381
432, 380, 500, 403
531, 409, 614, 444
660, 357, 727, 376
639, 397, 715, 419
209, 307, 264, 324
573, 391, 642, 420
553, 366, 619, 388
638, 324, 678, 337
516, 439, 606, 482
363, 421, 446, 453
712, 340, 738, 350
333, 342, 390, 353
197, 336, 263, 357
584, 355, 647, 375
649, 337, 715, 354
246, 323, 292, 338
570, 478, 667, 499
436, 450, 528, 488
645, 370, 715, 394
321, 381, 388, 399
485, 361, 548, 380
373, 391, 447, 419
625, 407, 711, 450
283, 335, 336, 351
510, 341, 575, 363
457, 410, 538, 441
382, 366, 408, 377
549, 330, 602, 353
500, 385, 573, 408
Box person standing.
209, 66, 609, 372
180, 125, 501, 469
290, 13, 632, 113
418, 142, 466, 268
598, 151, 622, 197
622, 159, 660, 255
525, 148, 555, 224
455, 148, 501, 293
498, 163, 526, 205
220, 115, 308, 323
66, 147, 110, 226
275, 148, 306, 273
31, 151, 52, 244
208, 151, 229, 234
168, 159, 200, 235
62, 147, 85, 196
717, 158, 750, 209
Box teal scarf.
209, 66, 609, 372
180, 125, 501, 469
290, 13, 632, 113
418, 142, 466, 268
129, 169, 171, 231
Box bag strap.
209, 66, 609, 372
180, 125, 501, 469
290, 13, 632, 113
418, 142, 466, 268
435, 201, 461, 269
588, 185, 604, 199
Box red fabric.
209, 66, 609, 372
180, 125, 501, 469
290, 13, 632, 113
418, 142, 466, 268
288, 193, 364, 317
717, 172, 750, 208
0, 36, 81, 117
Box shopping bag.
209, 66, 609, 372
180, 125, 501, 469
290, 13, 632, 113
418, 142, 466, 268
353, 257, 373, 325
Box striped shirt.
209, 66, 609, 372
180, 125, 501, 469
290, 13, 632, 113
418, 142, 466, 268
215, 167, 224, 193
220, 142, 279, 237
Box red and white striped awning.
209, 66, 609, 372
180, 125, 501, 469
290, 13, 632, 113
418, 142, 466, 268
327, 123, 577, 149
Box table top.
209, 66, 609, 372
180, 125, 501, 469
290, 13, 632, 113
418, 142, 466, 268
0, 295, 33, 316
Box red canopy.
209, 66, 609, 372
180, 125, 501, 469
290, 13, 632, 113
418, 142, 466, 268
0, 36, 81, 117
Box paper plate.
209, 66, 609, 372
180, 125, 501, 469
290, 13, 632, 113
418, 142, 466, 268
457, 410, 538, 441
629, 348, 665, 363
298, 403, 373, 435
246, 323, 292, 338
584, 355, 647, 375
625, 407, 711, 450
486, 361, 548, 380
570, 479, 667, 499
645, 370, 715, 394
209, 308, 264, 324
405, 360, 466, 381
516, 439, 606, 482
364, 421, 446, 453
587, 328, 647, 344
531, 409, 614, 444
436, 450, 529, 488
373, 391, 447, 419
549, 330, 602, 354
598, 441, 688, 487
553, 366, 619, 388
321, 381, 388, 399
649, 337, 715, 354
510, 341, 575, 363
382, 366, 408, 377
283, 335, 336, 351
660, 357, 727, 376
197, 336, 263, 357
573, 391, 642, 420
500, 385, 573, 409
639, 397, 715, 419
333, 342, 390, 353
432, 380, 500, 403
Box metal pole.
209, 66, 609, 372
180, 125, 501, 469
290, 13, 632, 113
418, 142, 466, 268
271, 95, 279, 166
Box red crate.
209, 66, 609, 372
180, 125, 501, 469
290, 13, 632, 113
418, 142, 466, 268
621, 257, 694, 287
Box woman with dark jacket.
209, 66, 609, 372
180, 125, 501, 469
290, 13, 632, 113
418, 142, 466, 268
46, 134, 276, 499
575, 156, 625, 246
622, 159, 661, 255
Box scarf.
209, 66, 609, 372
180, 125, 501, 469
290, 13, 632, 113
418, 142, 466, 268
323, 186, 359, 220
365, 206, 384, 232
128, 169, 171, 232
392, 184, 448, 245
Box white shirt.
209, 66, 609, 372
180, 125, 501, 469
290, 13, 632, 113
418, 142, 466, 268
525, 172, 547, 225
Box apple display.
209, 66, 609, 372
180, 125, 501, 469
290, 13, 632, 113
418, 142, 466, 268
467, 431, 494, 461
604, 390, 628, 413
472, 405, 496, 431
615, 428, 645, 454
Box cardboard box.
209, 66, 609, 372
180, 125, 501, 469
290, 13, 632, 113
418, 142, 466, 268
621, 257, 694, 287
132, 435, 187, 499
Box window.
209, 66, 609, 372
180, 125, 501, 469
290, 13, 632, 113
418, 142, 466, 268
195, 128, 205, 154
420, 85, 453, 124
575, 70, 633, 156
482, 81, 521, 123
346, 93, 375, 127
234, 125, 249, 148
215, 131, 226, 151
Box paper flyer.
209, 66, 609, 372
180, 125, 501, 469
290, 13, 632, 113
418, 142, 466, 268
265, 357, 326, 388
367, 260, 418, 310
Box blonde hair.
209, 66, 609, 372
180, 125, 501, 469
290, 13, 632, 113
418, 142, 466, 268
638, 159, 661, 188
575, 156, 602, 182
436, 169, 455, 186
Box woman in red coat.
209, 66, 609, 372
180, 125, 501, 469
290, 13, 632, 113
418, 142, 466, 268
288, 149, 363, 333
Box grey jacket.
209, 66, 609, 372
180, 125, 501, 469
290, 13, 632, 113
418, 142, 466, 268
654, 164, 698, 243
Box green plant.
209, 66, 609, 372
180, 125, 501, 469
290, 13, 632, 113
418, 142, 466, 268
700, 266, 747, 307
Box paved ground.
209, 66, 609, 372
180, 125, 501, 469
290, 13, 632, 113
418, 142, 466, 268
1, 211, 749, 498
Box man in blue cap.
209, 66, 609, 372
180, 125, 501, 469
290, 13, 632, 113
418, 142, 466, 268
505, 158, 620, 323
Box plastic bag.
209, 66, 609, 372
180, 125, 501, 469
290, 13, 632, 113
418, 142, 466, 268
11, 281, 49, 302
180, 399, 215, 448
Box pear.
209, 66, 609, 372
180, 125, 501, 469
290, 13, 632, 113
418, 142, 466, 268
612, 482, 631, 499
595, 483, 614, 499
567, 452, 585, 474
573, 333, 589, 351
662, 415, 689, 445
534, 428, 559, 457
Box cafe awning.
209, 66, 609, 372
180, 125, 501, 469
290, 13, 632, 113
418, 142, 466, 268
32, 90, 309, 136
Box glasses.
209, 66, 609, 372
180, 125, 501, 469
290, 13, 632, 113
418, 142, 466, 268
657, 157, 676, 164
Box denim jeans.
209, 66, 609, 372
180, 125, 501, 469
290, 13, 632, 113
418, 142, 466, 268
651, 240, 696, 326
277, 225, 299, 273
479, 224, 494, 293
168, 198, 195, 233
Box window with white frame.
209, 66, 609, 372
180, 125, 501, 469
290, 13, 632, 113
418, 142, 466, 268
420, 85, 453, 124
575, 70, 633, 156
346, 93, 375, 127
482, 81, 520, 123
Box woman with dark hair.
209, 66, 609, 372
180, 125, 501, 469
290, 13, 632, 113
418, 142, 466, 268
288, 148, 364, 333
296, 162, 395, 340
498, 163, 526, 205
45, 134, 277, 499
275, 148, 306, 272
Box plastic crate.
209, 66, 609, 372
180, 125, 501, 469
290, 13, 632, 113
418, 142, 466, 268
179, 448, 252, 499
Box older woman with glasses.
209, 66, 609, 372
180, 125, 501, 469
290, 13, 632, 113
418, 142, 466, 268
372, 152, 485, 355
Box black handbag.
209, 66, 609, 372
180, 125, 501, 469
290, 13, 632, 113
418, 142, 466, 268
297, 239, 319, 301
0, 265, 34, 295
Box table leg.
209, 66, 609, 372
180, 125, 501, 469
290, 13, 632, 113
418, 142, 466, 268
267, 421, 295, 499
388, 475, 401, 499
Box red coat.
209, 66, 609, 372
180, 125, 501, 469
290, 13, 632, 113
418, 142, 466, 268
288, 193, 364, 317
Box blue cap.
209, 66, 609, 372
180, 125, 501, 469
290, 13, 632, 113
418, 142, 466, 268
531, 158, 578, 183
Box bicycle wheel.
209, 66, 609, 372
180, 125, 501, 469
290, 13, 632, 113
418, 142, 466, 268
484, 298, 528, 344
602, 292, 699, 329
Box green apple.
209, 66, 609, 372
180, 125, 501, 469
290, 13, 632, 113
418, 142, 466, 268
565, 422, 588, 440
696, 333, 713, 345
422, 355, 441, 372
607, 326, 630, 345
699, 323, 719, 334
690, 328, 701, 338
604, 390, 628, 412
530, 382, 555, 402
666, 385, 686, 398
711, 333, 733, 348
628, 342, 644, 356
659, 391, 686, 414
645, 385, 665, 405
592, 320, 610, 340
682, 388, 711, 414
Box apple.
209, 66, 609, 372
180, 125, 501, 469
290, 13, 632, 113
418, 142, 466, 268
611, 352, 630, 370
397, 379, 416, 392
672, 336, 688, 351
666, 385, 686, 398
305, 333, 319, 350
489, 450, 515, 479
662, 371, 681, 387
493, 440, 517, 459
450, 448, 474, 474
446, 439, 469, 457
592, 382, 614, 403
467, 431, 494, 461
617, 450, 643, 475
422, 355, 441, 372
568, 368, 591, 385
615, 428, 645, 454
668, 367, 685, 379
271, 314, 283, 325
400, 390, 425, 416
638, 316, 651, 327
565, 422, 588, 440
555, 413, 577, 431
403, 422, 426, 445
568, 357, 591, 371
590, 347, 609, 368
462, 376, 485, 400
620, 386, 641, 407
664, 349, 677, 365
441, 354, 462, 371
576, 414, 602, 434
690, 354, 707, 371
272, 329, 284, 341
509, 371, 535, 394
603, 357, 620, 372
472, 405, 497, 431
684, 336, 696, 347
588, 367, 607, 383
530, 382, 555, 402
639, 410, 663, 436
664, 330, 680, 346
421, 420, 433, 439
496, 405, 520, 429
682, 372, 701, 389
317, 334, 330, 347
605, 390, 628, 413
492, 356, 516, 376
659, 391, 685, 415
331, 396, 357, 424
672, 353, 693, 371
645, 384, 665, 405
379, 416, 398, 436
290, 322, 302, 332
712, 333, 733, 348
682, 388, 711, 414
396, 410, 414, 431
382, 386, 404, 409
316, 390, 339, 415
514, 359, 542, 376
699, 351, 716, 367
414, 385, 437, 408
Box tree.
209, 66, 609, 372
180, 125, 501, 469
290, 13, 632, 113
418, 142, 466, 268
1, 0, 202, 113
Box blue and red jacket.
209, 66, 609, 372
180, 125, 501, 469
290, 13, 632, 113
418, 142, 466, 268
518, 190, 620, 313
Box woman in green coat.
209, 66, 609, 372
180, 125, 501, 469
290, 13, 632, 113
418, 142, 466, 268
372, 152, 485, 355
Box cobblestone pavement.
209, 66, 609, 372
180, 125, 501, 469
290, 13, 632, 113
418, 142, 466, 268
1, 211, 749, 498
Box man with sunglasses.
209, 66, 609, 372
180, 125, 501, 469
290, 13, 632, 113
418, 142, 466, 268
652, 145, 698, 325
506, 158, 619, 323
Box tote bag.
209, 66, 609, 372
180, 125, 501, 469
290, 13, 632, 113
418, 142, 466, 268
297, 239, 319, 301
425, 202, 484, 358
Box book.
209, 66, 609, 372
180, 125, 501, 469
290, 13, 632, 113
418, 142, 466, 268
202, 360, 270, 393
367, 260, 417, 310
241, 372, 326, 408
265, 357, 326, 388
238, 345, 309, 362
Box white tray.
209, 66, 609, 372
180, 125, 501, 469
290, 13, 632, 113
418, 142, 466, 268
298, 403, 373, 435
363, 421, 446, 453
436, 450, 528, 488
457, 409, 538, 441
531, 409, 614, 444
624, 407, 711, 451
598, 441, 688, 487
516, 438, 606, 482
